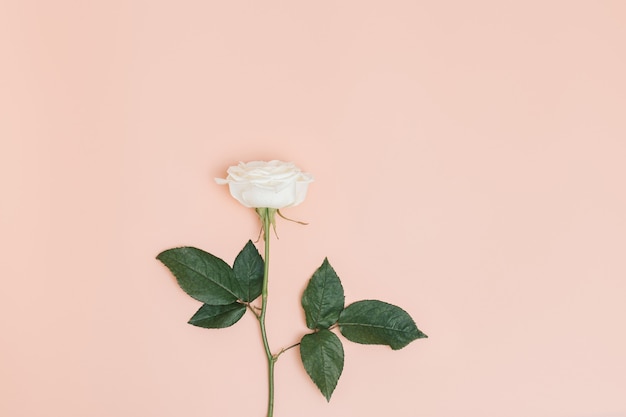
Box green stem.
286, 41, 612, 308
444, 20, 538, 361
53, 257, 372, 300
258, 208, 275, 417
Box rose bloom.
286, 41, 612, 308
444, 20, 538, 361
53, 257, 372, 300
215, 160, 313, 209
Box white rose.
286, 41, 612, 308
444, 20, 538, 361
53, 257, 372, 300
215, 160, 313, 209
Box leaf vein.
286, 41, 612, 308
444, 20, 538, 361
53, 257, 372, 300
167, 257, 237, 297
339, 322, 411, 333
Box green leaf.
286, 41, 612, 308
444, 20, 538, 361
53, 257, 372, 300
301, 258, 345, 329
232, 240, 264, 302
338, 300, 427, 350
188, 302, 246, 329
300, 329, 344, 401
156, 247, 241, 305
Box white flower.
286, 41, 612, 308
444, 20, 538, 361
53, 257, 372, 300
215, 160, 313, 209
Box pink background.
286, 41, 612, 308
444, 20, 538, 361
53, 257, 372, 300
2, 1, 625, 416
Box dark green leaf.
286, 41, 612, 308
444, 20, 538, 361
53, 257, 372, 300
300, 329, 344, 401
338, 300, 427, 350
232, 240, 264, 302
188, 302, 246, 329
301, 258, 345, 329
156, 247, 240, 305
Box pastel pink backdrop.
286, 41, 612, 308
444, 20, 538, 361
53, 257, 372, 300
1, 1, 625, 416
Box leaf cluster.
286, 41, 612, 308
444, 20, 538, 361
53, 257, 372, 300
299, 258, 428, 400
156, 241, 263, 328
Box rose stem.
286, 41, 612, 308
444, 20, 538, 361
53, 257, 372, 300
258, 208, 276, 417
